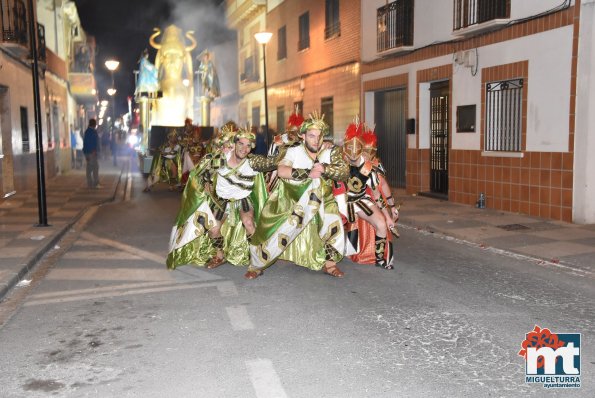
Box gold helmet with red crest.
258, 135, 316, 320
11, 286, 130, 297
286, 105, 305, 140
343, 116, 365, 161
361, 127, 378, 160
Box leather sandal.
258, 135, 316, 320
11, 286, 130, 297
206, 256, 225, 269
244, 270, 263, 279
323, 262, 344, 278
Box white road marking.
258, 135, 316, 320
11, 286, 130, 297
46, 268, 171, 281
80, 232, 164, 264
62, 251, 142, 260
246, 359, 288, 398
225, 305, 254, 330
24, 280, 235, 306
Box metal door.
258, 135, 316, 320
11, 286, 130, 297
0, 85, 15, 197
374, 88, 406, 188
430, 81, 449, 195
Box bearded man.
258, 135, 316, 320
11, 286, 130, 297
245, 112, 349, 279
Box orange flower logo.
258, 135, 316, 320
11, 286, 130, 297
519, 325, 565, 369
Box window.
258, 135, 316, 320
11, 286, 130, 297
377, 0, 414, 52
241, 55, 258, 82
276, 106, 285, 132
277, 26, 287, 60
325, 0, 340, 39
485, 79, 523, 152
298, 12, 310, 51
320, 97, 334, 139
20, 107, 30, 153
453, 0, 510, 30
252, 106, 260, 132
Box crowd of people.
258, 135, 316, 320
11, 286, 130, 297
149, 111, 400, 279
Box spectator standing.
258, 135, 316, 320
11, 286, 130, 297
83, 119, 100, 188
70, 124, 77, 168
110, 131, 118, 166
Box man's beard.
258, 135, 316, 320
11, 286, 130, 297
305, 141, 319, 154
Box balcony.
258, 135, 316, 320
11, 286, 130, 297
225, 0, 266, 28
69, 72, 97, 103
453, 0, 510, 37
0, 0, 28, 57
377, 0, 414, 54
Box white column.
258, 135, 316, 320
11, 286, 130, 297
573, 0, 595, 223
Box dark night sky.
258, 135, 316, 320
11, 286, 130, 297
74, 0, 229, 115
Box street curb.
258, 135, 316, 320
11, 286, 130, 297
399, 218, 593, 278
0, 166, 126, 302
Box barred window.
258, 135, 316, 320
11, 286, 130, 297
485, 78, 523, 152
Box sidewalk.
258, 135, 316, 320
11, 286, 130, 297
396, 189, 595, 277
0, 157, 127, 300
1, 166, 593, 301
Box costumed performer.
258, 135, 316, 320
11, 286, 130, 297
144, 130, 182, 192
167, 124, 277, 269
245, 112, 349, 279
342, 121, 395, 269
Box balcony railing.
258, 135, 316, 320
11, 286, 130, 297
453, 0, 510, 31
377, 0, 414, 53
1, 0, 27, 45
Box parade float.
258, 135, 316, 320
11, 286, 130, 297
134, 24, 220, 174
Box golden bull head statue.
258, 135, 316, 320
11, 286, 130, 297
149, 25, 197, 126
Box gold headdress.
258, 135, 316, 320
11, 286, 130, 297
299, 110, 329, 139
343, 115, 365, 160
234, 124, 256, 148
213, 122, 237, 148
167, 129, 178, 140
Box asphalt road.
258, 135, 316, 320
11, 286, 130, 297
0, 175, 593, 397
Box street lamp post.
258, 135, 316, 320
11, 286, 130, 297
254, 32, 273, 149
105, 59, 119, 139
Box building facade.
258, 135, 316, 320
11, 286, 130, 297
362, 0, 594, 223
0, 0, 96, 199
226, 0, 361, 140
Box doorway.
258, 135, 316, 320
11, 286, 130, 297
0, 86, 15, 197
429, 81, 449, 196
374, 88, 407, 188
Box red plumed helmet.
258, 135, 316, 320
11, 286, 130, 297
344, 122, 363, 141
361, 130, 377, 148
287, 113, 305, 129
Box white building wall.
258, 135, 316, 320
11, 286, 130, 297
362, 0, 575, 63
363, 26, 573, 153
0, 53, 47, 155
37, 0, 66, 58
574, 0, 595, 223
